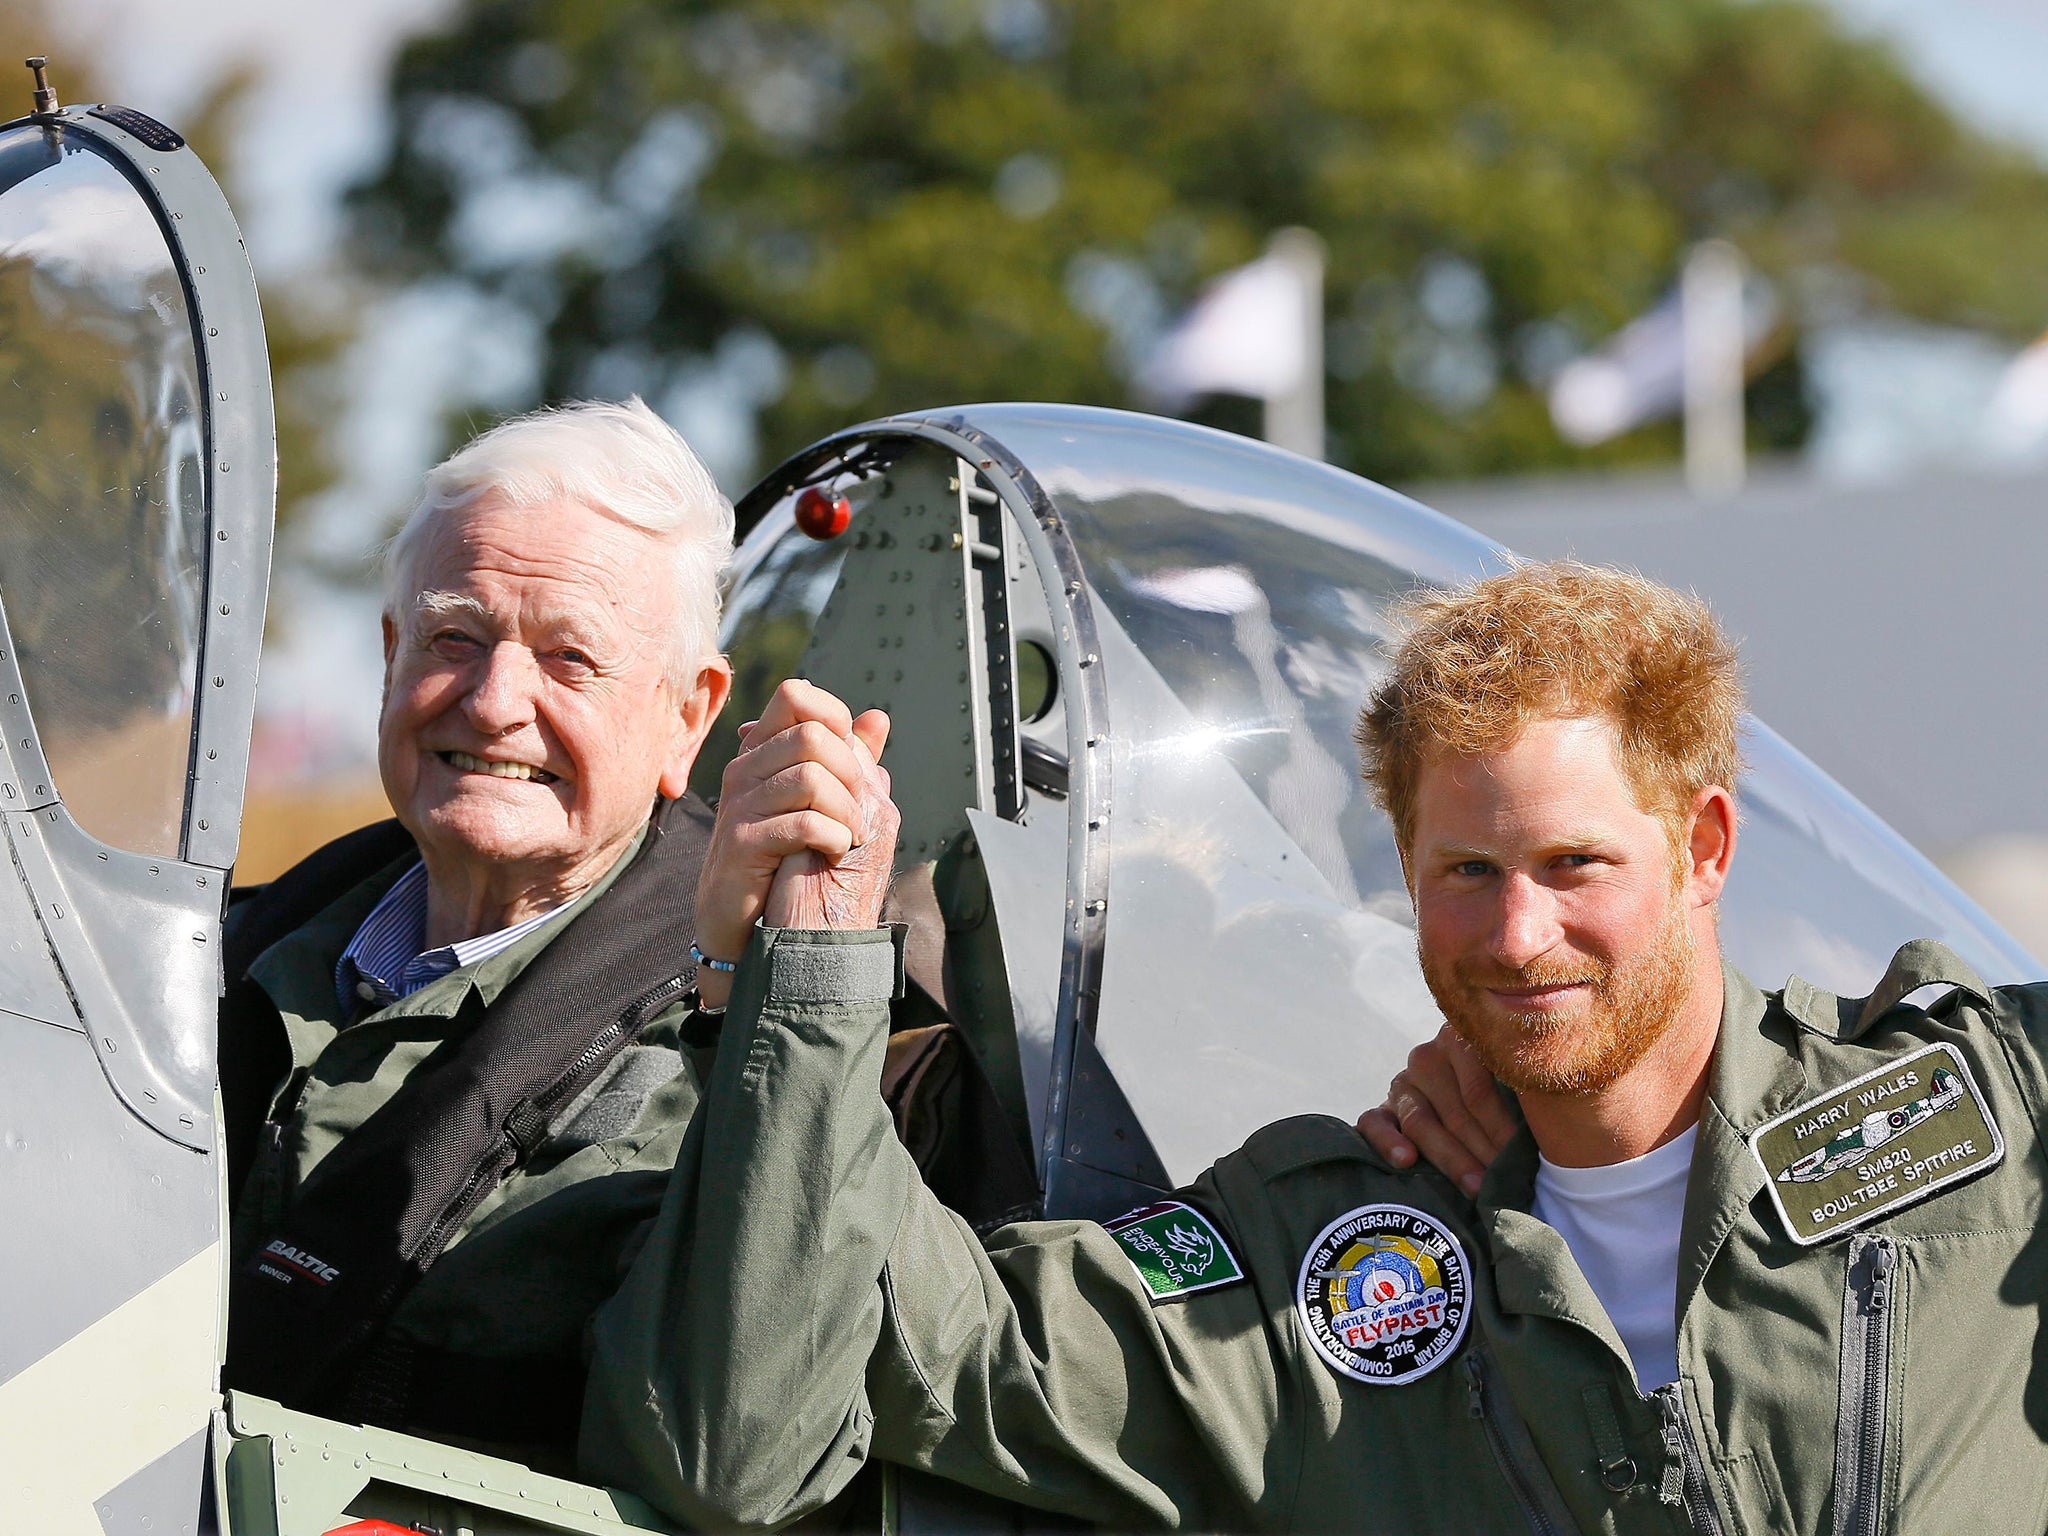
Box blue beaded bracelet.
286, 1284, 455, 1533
690, 941, 738, 974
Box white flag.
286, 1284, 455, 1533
1548, 255, 1777, 447
1548, 293, 1687, 446
1139, 253, 1313, 406
1986, 330, 2048, 456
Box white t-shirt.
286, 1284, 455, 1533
1531, 1125, 1696, 1392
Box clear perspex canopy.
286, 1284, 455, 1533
724, 404, 2038, 1199
0, 119, 207, 857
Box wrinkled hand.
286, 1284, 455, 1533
1355, 1023, 1517, 1196
761, 715, 895, 932
694, 680, 897, 1006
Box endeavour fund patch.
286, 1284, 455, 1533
1295, 1203, 1470, 1385
1750, 1042, 2004, 1246
1105, 1201, 1245, 1301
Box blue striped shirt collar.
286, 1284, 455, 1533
335, 860, 574, 1011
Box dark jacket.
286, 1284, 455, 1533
220, 796, 717, 1463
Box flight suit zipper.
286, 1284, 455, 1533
1833, 1233, 1897, 1536
1653, 1384, 1725, 1535
1465, 1351, 1567, 1536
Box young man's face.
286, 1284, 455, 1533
1406, 715, 1709, 1096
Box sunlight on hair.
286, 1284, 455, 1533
382, 397, 734, 683
1357, 560, 1744, 852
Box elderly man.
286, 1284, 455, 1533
602, 560, 2048, 1533
216, 398, 891, 1468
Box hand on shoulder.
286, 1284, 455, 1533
1355, 1023, 1516, 1196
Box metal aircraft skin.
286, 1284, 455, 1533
3, 65, 2044, 1536
1777, 1068, 1966, 1185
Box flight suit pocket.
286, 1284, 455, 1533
1728, 1450, 1793, 1533
1891, 1228, 2048, 1530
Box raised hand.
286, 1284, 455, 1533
762, 711, 895, 932
693, 680, 897, 1007
1355, 1023, 1518, 1196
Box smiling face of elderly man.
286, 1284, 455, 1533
375, 398, 733, 948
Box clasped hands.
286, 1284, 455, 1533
693, 679, 901, 1009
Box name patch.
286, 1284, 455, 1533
1105, 1201, 1244, 1302
1295, 1203, 1470, 1386
1749, 1042, 2004, 1246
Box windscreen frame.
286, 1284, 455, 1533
0, 105, 273, 871
0, 102, 276, 1149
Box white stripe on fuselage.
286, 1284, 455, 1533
0, 1243, 219, 1532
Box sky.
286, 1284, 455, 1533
32, 0, 2048, 774
1832, 0, 2048, 159
46, 0, 456, 277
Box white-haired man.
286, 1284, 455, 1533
216, 397, 885, 1471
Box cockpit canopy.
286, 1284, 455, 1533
721, 404, 2037, 1208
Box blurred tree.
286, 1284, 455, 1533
173, 68, 349, 539
0, 16, 103, 128
347, 0, 2048, 486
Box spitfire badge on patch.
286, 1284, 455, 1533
1295, 1203, 1471, 1385
1749, 1041, 2004, 1246
1105, 1201, 1244, 1302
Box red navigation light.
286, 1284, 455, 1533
794, 485, 852, 540
324, 1522, 431, 1536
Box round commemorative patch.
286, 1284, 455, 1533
1295, 1203, 1472, 1386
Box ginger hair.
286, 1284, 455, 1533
1357, 561, 1743, 854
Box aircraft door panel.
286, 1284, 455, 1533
798, 444, 1005, 867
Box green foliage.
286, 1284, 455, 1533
348, 0, 2048, 486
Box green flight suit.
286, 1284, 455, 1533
229, 829, 712, 1462
586, 926, 2048, 1534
